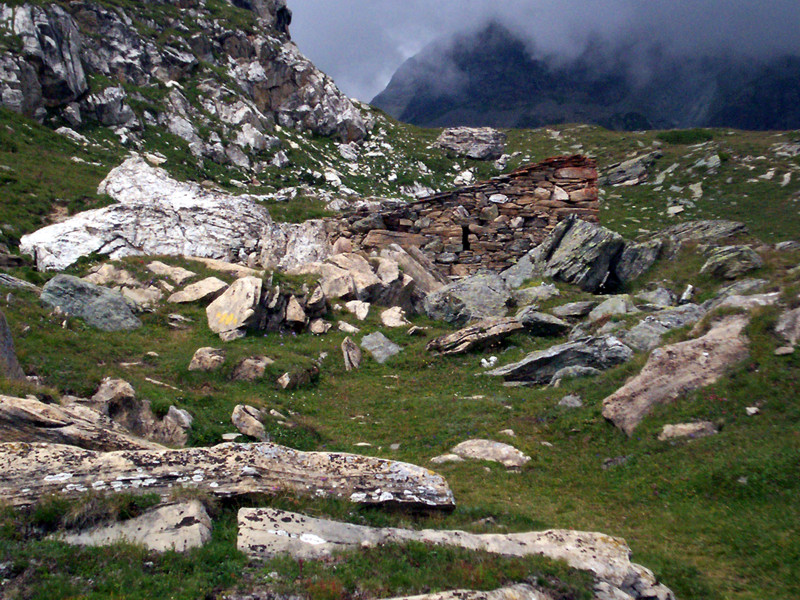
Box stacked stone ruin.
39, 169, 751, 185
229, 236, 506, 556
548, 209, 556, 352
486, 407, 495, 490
338, 155, 599, 277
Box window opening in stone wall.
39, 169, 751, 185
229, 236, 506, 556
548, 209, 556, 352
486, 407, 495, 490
461, 225, 471, 251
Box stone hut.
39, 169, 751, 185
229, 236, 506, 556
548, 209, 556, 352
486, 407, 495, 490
339, 155, 599, 277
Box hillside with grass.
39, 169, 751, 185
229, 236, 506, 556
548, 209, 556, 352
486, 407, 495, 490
0, 2, 799, 600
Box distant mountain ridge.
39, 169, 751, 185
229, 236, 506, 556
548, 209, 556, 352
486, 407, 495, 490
372, 22, 800, 131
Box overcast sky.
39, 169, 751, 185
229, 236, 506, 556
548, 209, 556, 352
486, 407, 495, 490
287, 0, 800, 102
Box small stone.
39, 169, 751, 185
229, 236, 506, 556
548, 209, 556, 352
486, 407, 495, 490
558, 395, 583, 409
380, 306, 410, 328
168, 278, 228, 304
231, 356, 273, 382
147, 261, 196, 285
361, 332, 402, 364
775, 346, 795, 356
219, 329, 246, 342
221, 433, 242, 441
499, 429, 516, 437
430, 454, 464, 464
309, 319, 331, 334
188, 347, 225, 372
658, 421, 718, 441
338, 321, 360, 334
745, 406, 760, 416
451, 439, 530, 468
342, 337, 362, 371
345, 300, 370, 321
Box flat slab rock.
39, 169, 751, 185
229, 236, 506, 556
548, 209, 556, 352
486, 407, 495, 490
237, 508, 675, 598
658, 422, 718, 441
426, 318, 523, 355
486, 336, 633, 385
0, 441, 454, 509
361, 332, 402, 363
603, 316, 750, 435
55, 500, 211, 553
449, 439, 530, 468
381, 584, 554, 600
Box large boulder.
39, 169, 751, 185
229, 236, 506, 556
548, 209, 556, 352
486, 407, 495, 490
603, 316, 750, 435
503, 217, 625, 293
433, 127, 507, 161
236, 508, 676, 599
205, 276, 263, 335
260, 219, 331, 271
614, 239, 663, 284
40, 274, 141, 331
486, 336, 633, 386
424, 272, 512, 325
0, 442, 455, 509
20, 156, 273, 271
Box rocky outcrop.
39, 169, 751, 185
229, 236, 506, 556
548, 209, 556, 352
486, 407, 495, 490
233, 41, 369, 141
237, 508, 675, 600
0, 395, 165, 452
603, 316, 750, 435
426, 318, 523, 355
433, 127, 507, 160
260, 219, 331, 271
40, 274, 141, 331
0, 441, 455, 509
600, 151, 662, 186
506, 217, 626, 293
20, 156, 274, 271
486, 336, 633, 386
0, 4, 87, 118
56, 500, 211, 553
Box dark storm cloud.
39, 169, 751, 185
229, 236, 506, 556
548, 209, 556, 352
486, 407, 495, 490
287, 0, 800, 101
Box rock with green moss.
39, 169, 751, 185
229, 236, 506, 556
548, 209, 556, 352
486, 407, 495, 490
40, 274, 141, 331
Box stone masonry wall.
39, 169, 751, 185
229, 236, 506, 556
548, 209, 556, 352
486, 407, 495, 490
338, 155, 599, 277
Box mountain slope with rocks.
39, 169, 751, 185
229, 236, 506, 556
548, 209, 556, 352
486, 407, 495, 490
0, 2, 798, 600
372, 21, 800, 132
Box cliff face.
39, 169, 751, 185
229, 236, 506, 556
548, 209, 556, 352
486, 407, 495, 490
0, 0, 370, 157
372, 21, 800, 131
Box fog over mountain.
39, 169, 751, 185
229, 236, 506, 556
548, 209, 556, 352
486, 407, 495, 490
289, 0, 800, 102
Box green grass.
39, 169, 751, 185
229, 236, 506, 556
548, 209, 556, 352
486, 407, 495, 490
2, 241, 799, 598
657, 129, 715, 145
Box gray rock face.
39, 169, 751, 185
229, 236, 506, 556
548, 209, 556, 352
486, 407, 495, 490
433, 127, 507, 160
56, 501, 212, 553
40, 274, 141, 331
231, 356, 273, 382
515, 308, 570, 336
0, 309, 24, 380
700, 246, 764, 280
361, 332, 402, 364
236, 508, 676, 599
588, 295, 638, 323
550, 301, 597, 319
424, 272, 512, 325
622, 304, 705, 352
614, 239, 663, 284
235, 41, 369, 141
20, 156, 274, 271
0, 441, 455, 509
0, 4, 87, 116
86, 86, 138, 127
427, 318, 523, 355
486, 336, 633, 385
507, 217, 625, 293
603, 316, 750, 435
341, 336, 362, 371
658, 220, 747, 245
776, 308, 800, 346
